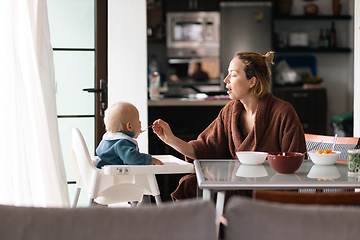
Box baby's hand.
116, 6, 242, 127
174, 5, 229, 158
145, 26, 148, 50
151, 157, 164, 165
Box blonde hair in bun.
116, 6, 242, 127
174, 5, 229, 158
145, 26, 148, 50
235, 51, 275, 98
263, 51, 275, 66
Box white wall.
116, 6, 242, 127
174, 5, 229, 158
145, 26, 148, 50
108, 0, 149, 151
354, 1, 360, 137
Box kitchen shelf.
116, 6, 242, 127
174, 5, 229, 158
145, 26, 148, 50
274, 47, 351, 53
273, 14, 352, 54
274, 15, 352, 20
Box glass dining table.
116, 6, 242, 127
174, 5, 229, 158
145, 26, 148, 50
194, 159, 360, 218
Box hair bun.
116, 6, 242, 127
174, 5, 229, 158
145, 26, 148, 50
263, 51, 275, 65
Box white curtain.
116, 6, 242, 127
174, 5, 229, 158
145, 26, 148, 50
0, 0, 69, 207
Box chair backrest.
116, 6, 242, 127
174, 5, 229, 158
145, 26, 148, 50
305, 133, 360, 159
225, 196, 360, 240
253, 190, 360, 205
0, 200, 217, 240
72, 128, 99, 193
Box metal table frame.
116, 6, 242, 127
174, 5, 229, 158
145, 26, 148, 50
194, 159, 360, 220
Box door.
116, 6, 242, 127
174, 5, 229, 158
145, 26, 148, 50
47, 0, 107, 206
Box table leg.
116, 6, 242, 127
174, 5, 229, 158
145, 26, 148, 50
202, 189, 211, 201
216, 191, 226, 219
215, 191, 226, 239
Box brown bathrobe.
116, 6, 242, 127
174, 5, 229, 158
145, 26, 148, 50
171, 93, 307, 201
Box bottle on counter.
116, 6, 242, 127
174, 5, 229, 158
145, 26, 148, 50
330, 21, 337, 48
148, 55, 160, 81
149, 71, 160, 100
148, 54, 161, 100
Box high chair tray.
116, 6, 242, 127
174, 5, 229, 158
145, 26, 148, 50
102, 155, 194, 175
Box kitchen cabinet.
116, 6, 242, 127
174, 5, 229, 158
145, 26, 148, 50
148, 104, 224, 157
273, 87, 327, 135
165, 0, 220, 12
147, 5, 165, 42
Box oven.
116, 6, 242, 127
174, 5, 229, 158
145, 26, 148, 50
166, 12, 223, 96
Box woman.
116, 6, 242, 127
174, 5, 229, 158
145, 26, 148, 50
153, 51, 307, 201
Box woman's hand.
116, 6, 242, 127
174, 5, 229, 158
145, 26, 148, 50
152, 119, 175, 145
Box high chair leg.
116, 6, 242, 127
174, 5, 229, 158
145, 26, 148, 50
72, 187, 81, 208
155, 195, 162, 205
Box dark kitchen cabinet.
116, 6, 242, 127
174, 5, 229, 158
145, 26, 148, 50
147, 6, 165, 42
148, 105, 223, 157
273, 87, 327, 135
165, 0, 220, 12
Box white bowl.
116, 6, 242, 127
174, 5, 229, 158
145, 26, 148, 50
308, 150, 340, 165
236, 151, 268, 165
307, 165, 341, 179
236, 164, 268, 178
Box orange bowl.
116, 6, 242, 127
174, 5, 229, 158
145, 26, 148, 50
268, 152, 304, 174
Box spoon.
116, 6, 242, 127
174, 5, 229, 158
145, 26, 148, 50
141, 124, 153, 133
332, 134, 338, 152
304, 140, 324, 154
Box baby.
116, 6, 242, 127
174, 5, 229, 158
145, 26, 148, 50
96, 102, 163, 169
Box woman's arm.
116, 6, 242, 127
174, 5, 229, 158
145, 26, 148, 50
152, 119, 196, 159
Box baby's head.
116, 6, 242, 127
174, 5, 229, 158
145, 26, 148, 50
104, 102, 141, 137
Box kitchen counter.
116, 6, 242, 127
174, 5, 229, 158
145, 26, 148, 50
148, 98, 231, 107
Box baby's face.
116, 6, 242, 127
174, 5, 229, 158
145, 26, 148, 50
131, 110, 141, 138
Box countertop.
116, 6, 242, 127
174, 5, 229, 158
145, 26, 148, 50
148, 97, 231, 106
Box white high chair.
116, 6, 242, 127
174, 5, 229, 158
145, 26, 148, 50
71, 127, 162, 207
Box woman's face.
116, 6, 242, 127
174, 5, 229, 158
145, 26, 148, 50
224, 57, 254, 100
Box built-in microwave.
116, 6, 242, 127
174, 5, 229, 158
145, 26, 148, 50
166, 12, 220, 58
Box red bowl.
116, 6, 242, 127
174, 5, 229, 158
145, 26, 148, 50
268, 152, 304, 174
